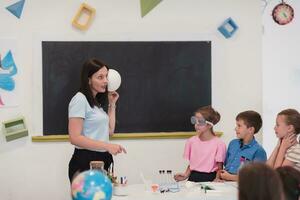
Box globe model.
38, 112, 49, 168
71, 170, 113, 200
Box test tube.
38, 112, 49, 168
158, 170, 162, 187
162, 170, 166, 187
167, 170, 172, 189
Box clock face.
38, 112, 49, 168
272, 3, 294, 25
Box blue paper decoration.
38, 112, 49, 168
0, 50, 17, 91
218, 17, 238, 39
6, 0, 25, 19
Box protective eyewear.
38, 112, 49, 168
190, 116, 214, 126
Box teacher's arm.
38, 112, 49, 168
69, 118, 125, 154
108, 91, 119, 135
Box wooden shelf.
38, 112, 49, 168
31, 131, 223, 142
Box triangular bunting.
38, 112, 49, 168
140, 0, 162, 18
1, 51, 17, 76
6, 0, 25, 19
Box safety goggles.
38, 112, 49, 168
190, 116, 214, 126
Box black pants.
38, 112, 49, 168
188, 170, 217, 182
68, 148, 113, 182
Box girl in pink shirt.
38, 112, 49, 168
174, 106, 226, 182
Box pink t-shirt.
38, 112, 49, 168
183, 136, 226, 173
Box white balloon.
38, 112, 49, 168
108, 69, 121, 91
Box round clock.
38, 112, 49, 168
272, 2, 294, 25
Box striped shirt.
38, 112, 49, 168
286, 144, 300, 171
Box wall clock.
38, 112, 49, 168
272, 1, 294, 25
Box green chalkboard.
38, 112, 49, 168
42, 41, 211, 135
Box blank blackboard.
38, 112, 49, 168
42, 41, 211, 135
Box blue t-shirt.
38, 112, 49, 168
224, 138, 267, 174
68, 92, 109, 152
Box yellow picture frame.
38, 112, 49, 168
72, 3, 96, 31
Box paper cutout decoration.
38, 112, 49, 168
0, 50, 17, 91
140, 0, 162, 17
218, 17, 239, 39
72, 3, 96, 31
2, 117, 28, 142
6, 0, 25, 19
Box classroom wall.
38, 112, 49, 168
262, 1, 300, 155
0, 1, 261, 199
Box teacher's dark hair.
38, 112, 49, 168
79, 58, 109, 109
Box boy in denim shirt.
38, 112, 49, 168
220, 111, 267, 181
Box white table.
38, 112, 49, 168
112, 182, 238, 200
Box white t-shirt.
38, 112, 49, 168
68, 92, 109, 152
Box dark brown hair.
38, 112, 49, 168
79, 58, 109, 109
278, 109, 300, 134
236, 110, 262, 134
195, 105, 220, 125
276, 166, 300, 200
238, 163, 284, 200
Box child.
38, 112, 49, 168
276, 166, 300, 200
174, 106, 226, 182
267, 109, 300, 170
239, 163, 284, 200
220, 111, 267, 181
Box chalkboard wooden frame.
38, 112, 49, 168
31, 132, 223, 142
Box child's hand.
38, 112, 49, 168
213, 178, 224, 182
219, 170, 230, 180
281, 133, 297, 150
174, 173, 188, 182
276, 139, 282, 148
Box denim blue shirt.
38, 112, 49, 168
224, 138, 267, 174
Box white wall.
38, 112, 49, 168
0, 1, 261, 199
262, 1, 300, 155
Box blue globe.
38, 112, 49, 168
71, 170, 112, 200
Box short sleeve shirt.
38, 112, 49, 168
224, 138, 267, 174
183, 136, 226, 173
286, 144, 300, 171
68, 92, 109, 152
